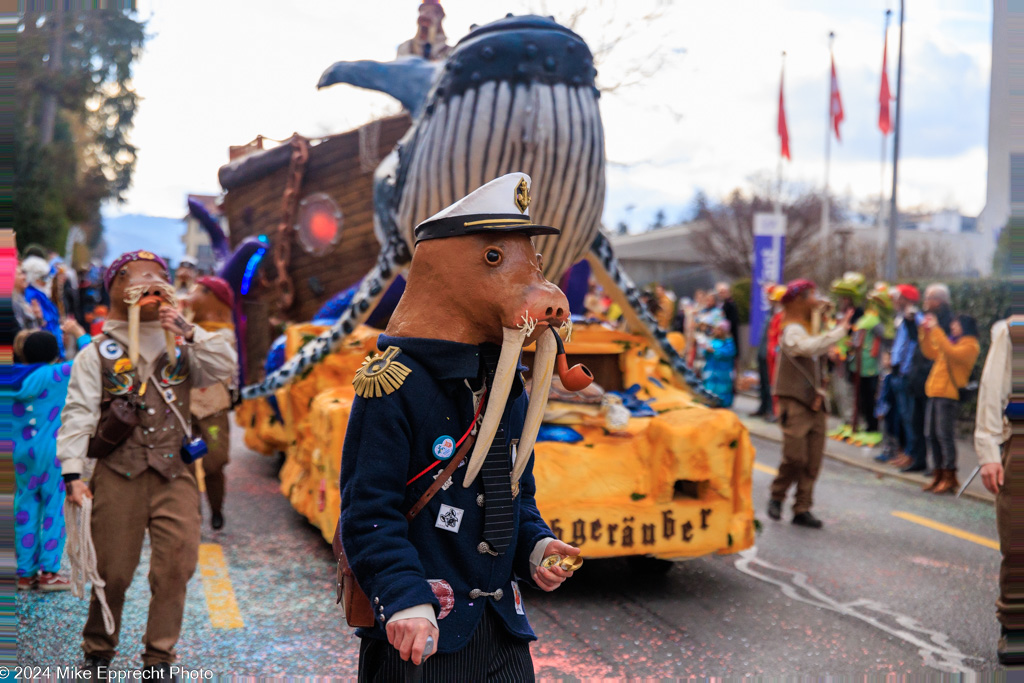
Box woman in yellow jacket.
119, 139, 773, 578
919, 314, 981, 493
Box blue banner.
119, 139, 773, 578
750, 213, 787, 348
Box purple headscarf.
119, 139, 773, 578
104, 251, 170, 291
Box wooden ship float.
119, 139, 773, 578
219, 12, 754, 564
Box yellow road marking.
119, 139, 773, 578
892, 511, 999, 551
197, 543, 244, 628
753, 462, 779, 476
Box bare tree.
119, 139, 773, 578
688, 185, 831, 280
528, 0, 681, 95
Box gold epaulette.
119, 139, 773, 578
353, 346, 412, 398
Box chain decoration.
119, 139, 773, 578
261, 135, 310, 312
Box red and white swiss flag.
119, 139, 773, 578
830, 56, 844, 141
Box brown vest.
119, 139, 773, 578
773, 340, 826, 411
95, 335, 193, 481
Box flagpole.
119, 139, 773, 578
885, 1, 904, 282
777, 51, 786, 216
822, 32, 835, 267
880, 11, 891, 232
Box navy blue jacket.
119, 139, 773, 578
339, 335, 554, 653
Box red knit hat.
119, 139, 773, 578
895, 284, 920, 303
196, 276, 234, 309
782, 279, 816, 304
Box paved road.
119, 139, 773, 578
18, 424, 1007, 678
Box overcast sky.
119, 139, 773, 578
109, 0, 992, 232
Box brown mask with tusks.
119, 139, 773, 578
107, 260, 178, 366
386, 232, 592, 487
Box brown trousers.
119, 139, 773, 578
770, 397, 827, 514
191, 412, 231, 515
997, 437, 1024, 630
84, 463, 200, 665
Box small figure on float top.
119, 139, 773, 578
397, 0, 451, 61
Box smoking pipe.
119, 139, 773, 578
549, 325, 593, 392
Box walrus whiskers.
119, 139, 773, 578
123, 283, 179, 366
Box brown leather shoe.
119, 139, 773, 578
889, 455, 912, 469
932, 469, 957, 494
923, 469, 944, 492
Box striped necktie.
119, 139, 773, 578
479, 346, 514, 555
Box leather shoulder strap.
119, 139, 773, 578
405, 434, 476, 522
332, 434, 477, 564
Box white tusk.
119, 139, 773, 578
127, 304, 141, 367
511, 329, 556, 485
463, 326, 527, 488
165, 328, 177, 360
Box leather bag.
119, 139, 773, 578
87, 397, 139, 460
334, 434, 475, 628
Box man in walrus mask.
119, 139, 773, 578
57, 251, 236, 677
340, 174, 586, 681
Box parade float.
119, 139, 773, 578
222, 9, 755, 565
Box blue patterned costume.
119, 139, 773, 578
702, 337, 737, 408
10, 362, 72, 577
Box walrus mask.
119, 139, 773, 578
106, 258, 178, 366
385, 230, 592, 487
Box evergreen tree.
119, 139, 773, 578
15, 8, 146, 253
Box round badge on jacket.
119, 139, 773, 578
99, 340, 124, 360
433, 435, 456, 460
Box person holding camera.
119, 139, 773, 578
57, 251, 236, 678
768, 279, 854, 529
918, 310, 980, 494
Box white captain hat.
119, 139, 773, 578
413, 173, 560, 243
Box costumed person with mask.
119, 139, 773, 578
184, 276, 238, 530
768, 279, 854, 529
397, 0, 451, 61
57, 251, 237, 677
340, 175, 584, 681
11, 325, 89, 591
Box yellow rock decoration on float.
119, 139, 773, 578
241, 322, 755, 555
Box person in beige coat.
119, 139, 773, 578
974, 316, 1020, 665
58, 251, 236, 678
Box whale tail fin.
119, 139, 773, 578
317, 57, 439, 117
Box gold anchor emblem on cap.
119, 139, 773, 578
514, 177, 530, 214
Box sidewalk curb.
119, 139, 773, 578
740, 418, 996, 505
